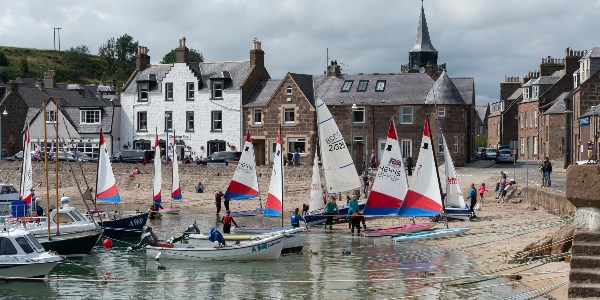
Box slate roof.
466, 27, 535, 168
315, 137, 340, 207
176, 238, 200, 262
475, 105, 488, 122
411, 5, 437, 53
581, 105, 600, 118
244, 79, 281, 108
522, 79, 535, 87
543, 92, 568, 115
451, 78, 475, 104
124, 61, 251, 93
507, 88, 523, 101
583, 47, 600, 59
289, 73, 315, 106
425, 71, 465, 105
531, 76, 561, 86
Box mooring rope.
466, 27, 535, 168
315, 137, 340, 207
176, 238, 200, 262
500, 280, 569, 300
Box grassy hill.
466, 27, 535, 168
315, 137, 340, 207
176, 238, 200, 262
0, 46, 131, 85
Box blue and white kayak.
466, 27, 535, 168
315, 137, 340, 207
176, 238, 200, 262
392, 227, 471, 242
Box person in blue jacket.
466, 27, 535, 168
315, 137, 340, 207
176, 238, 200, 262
467, 183, 477, 217
290, 208, 305, 228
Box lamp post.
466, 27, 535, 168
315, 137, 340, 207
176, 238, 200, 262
0, 106, 8, 161
592, 106, 597, 162
351, 103, 357, 167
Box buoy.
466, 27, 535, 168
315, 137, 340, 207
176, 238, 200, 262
102, 238, 113, 248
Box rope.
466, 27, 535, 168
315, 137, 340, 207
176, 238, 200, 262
501, 280, 568, 300
101, 235, 138, 246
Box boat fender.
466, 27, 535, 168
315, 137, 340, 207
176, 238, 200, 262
155, 242, 173, 248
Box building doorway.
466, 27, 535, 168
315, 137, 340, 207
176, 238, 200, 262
253, 139, 265, 165
207, 140, 226, 156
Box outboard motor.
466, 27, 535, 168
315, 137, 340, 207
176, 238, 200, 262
167, 223, 201, 244
184, 223, 201, 234
128, 226, 159, 251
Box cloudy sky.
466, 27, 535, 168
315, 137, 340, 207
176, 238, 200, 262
1, 0, 599, 104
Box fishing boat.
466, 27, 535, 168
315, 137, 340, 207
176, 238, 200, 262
304, 98, 363, 225
392, 227, 471, 242
91, 128, 148, 237
0, 227, 62, 279
189, 227, 305, 254
145, 231, 285, 261
440, 132, 471, 221
161, 131, 181, 214
224, 130, 263, 216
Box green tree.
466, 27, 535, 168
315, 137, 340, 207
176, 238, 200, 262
115, 34, 138, 64
475, 134, 488, 148
68, 45, 90, 54
0, 51, 8, 66
18, 58, 29, 76
160, 48, 204, 64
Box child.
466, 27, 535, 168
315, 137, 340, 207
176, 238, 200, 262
221, 211, 238, 234
478, 183, 487, 210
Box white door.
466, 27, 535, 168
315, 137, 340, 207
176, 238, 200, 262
377, 139, 386, 161
401, 139, 412, 158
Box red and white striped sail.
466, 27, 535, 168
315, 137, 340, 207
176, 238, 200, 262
171, 131, 182, 200
153, 131, 162, 203
264, 128, 283, 217
19, 125, 33, 204
224, 130, 259, 200
398, 117, 444, 216
363, 120, 407, 215
442, 133, 467, 208
96, 128, 121, 202
308, 151, 325, 211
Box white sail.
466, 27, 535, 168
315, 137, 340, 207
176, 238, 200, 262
442, 133, 467, 208
96, 128, 121, 202
309, 152, 325, 211
363, 120, 408, 215
153, 132, 162, 203
316, 98, 361, 194
19, 125, 33, 204
171, 132, 182, 200
264, 128, 283, 217
224, 130, 259, 199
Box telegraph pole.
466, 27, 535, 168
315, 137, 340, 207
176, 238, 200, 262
53, 27, 62, 51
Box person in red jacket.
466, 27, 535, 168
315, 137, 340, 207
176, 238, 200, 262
350, 211, 367, 235
221, 211, 238, 234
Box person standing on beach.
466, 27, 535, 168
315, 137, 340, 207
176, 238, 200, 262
324, 196, 338, 231
467, 183, 477, 216
478, 183, 487, 210
362, 173, 369, 198
405, 156, 414, 176
215, 191, 224, 215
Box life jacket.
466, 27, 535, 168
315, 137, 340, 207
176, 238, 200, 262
222, 215, 233, 225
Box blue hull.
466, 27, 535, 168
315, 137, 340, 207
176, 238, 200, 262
98, 213, 149, 237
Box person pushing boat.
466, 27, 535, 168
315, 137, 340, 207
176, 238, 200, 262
221, 211, 238, 234
290, 208, 306, 228
324, 196, 338, 231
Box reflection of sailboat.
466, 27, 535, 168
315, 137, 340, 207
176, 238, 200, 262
362, 120, 436, 236
224, 130, 262, 216
162, 131, 181, 214
440, 132, 471, 220
304, 98, 363, 225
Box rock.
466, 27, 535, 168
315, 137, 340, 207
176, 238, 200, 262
514, 223, 574, 262
506, 274, 522, 281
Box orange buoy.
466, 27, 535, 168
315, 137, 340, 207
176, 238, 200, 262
102, 238, 113, 248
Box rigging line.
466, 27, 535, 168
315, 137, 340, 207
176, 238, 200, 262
61, 116, 90, 189
501, 280, 568, 300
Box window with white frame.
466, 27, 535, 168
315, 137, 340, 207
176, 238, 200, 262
400, 107, 413, 124
453, 136, 459, 153
212, 81, 223, 99
80, 110, 101, 124
138, 83, 149, 101
357, 80, 368, 92
438, 136, 444, 153
164, 111, 173, 132
186, 82, 194, 100
288, 137, 306, 154
285, 85, 292, 95
253, 109, 262, 124
523, 87, 529, 100
211, 111, 222, 131
165, 83, 173, 101
353, 107, 365, 123
520, 137, 525, 154
520, 112, 524, 128
137, 111, 147, 131
186, 111, 194, 132
497, 123, 500, 137
534, 110, 538, 127
533, 136, 538, 155
532, 86, 539, 99
375, 80, 386, 92
283, 108, 295, 123
529, 111, 533, 128
46, 111, 56, 123
437, 107, 446, 117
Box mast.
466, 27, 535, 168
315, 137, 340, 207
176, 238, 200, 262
93, 129, 101, 211
280, 125, 284, 227
428, 114, 448, 228
43, 101, 51, 239
55, 103, 60, 235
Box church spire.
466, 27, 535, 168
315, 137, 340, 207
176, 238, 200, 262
411, 1, 437, 52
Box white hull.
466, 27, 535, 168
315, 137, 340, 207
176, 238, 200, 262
146, 234, 285, 261
392, 227, 471, 242
0, 261, 59, 279
189, 228, 305, 252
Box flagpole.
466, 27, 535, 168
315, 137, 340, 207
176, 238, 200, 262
54, 103, 60, 235
43, 101, 51, 240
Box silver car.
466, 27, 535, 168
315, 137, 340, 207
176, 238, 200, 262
495, 149, 516, 163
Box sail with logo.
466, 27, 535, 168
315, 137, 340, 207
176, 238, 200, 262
363, 120, 407, 215
264, 128, 283, 217
19, 124, 34, 206
224, 130, 262, 214
316, 98, 361, 194
161, 130, 182, 214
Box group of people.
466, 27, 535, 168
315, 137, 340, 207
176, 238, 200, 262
285, 149, 301, 166
466, 171, 515, 217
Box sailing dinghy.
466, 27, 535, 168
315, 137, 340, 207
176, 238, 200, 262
162, 131, 181, 214
149, 131, 163, 219
224, 130, 262, 216
308, 152, 325, 212
362, 120, 436, 236
440, 132, 471, 220
264, 128, 283, 218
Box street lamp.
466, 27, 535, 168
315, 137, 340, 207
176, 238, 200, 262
351, 103, 357, 167
0, 106, 8, 161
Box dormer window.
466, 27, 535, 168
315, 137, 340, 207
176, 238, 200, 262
285, 85, 293, 95
523, 87, 529, 100
357, 80, 368, 92
212, 81, 224, 99
375, 80, 386, 92
138, 83, 149, 102
341, 80, 353, 92
532, 86, 539, 99
80, 110, 101, 124
165, 83, 173, 101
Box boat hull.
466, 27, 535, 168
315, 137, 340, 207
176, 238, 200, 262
444, 208, 472, 221
363, 223, 437, 237
190, 228, 305, 253
0, 261, 59, 279
230, 208, 263, 217
304, 203, 366, 225
98, 213, 149, 237
37, 230, 102, 256
392, 227, 471, 242
146, 234, 285, 261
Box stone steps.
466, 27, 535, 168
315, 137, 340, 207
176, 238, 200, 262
570, 255, 600, 269
569, 283, 600, 298
570, 269, 600, 284
574, 231, 600, 243
572, 243, 600, 256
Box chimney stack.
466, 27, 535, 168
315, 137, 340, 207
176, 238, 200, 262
35, 79, 44, 90
326, 60, 341, 78
135, 46, 151, 70
43, 70, 55, 89
249, 38, 265, 67
175, 37, 189, 63
539, 55, 564, 76
7, 80, 18, 93
500, 76, 521, 100
565, 47, 585, 76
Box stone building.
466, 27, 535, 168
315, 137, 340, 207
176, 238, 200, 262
120, 38, 269, 159
474, 105, 488, 139
540, 92, 568, 160
0, 71, 119, 157
572, 47, 600, 162
486, 76, 522, 149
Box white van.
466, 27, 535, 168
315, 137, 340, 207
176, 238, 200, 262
0, 184, 19, 214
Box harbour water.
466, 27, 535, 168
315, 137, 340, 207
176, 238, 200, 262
0, 211, 544, 299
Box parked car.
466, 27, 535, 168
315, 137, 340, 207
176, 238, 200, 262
495, 149, 516, 163
499, 145, 511, 150
484, 148, 499, 161
476, 147, 486, 159
111, 150, 155, 163
0, 183, 19, 214
72, 151, 98, 162
4, 151, 40, 161
54, 152, 77, 162
196, 151, 242, 166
